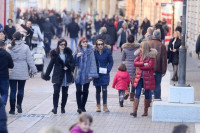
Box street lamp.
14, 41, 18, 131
176, 0, 188, 87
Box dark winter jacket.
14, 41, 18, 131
93, 45, 113, 86
0, 97, 8, 133
121, 43, 140, 78
105, 22, 117, 45
74, 45, 98, 85
133, 49, 157, 90
49, 15, 58, 27
117, 20, 124, 31
42, 22, 55, 35
155, 23, 165, 40
68, 21, 80, 38
196, 34, 200, 56
94, 19, 101, 31
0, 48, 14, 80
4, 25, 16, 40
140, 21, 151, 36
168, 38, 181, 64
44, 48, 75, 85
94, 33, 111, 46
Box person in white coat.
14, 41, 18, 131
31, 19, 43, 49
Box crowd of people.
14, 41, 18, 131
0, 7, 185, 133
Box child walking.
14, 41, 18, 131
112, 63, 131, 107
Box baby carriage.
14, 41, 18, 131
30, 42, 45, 77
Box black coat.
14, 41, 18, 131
68, 21, 80, 38
140, 21, 151, 36
105, 22, 117, 45
4, 25, 16, 40
42, 22, 55, 35
168, 38, 181, 65
0, 48, 14, 80
94, 33, 111, 46
44, 48, 75, 85
155, 23, 165, 40
196, 34, 200, 55
0, 97, 8, 133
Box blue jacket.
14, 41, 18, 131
93, 46, 113, 86
74, 44, 98, 85
0, 97, 8, 133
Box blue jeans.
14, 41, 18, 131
44, 33, 52, 48
0, 80, 9, 105
154, 72, 162, 99
70, 37, 78, 52
118, 90, 125, 101
135, 78, 150, 99
9, 80, 26, 105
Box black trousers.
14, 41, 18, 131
96, 86, 107, 105
75, 83, 90, 110
53, 84, 69, 109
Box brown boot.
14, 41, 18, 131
96, 104, 101, 112
142, 99, 150, 116
130, 98, 139, 117
130, 93, 135, 101
103, 104, 110, 112
124, 88, 130, 100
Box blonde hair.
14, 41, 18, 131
100, 27, 107, 34
141, 41, 150, 60
174, 31, 181, 39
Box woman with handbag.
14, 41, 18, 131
168, 31, 181, 81
130, 41, 157, 117
74, 37, 98, 114
93, 39, 113, 112
43, 39, 75, 114
121, 35, 140, 101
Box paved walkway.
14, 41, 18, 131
5, 38, 198, 133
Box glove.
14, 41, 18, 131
41, 73, 50, 81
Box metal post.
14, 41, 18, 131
176, 0, 188, 87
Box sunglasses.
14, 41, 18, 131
82, 40, 88, 43
97, 43, 104, 46
59, 42, 66, 46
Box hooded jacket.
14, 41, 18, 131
0, 48, 14, 80
112, 70, 131, 90
8, 40, 37, 80
44, 48, 75, 85
121, 43, 140, 78
133, 48, 158, 90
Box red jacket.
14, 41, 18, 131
133, 49, 157, 90
112, 70, 131, 90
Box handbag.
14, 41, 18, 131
98, 61, 107, 74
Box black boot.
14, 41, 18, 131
9, 99, 16, 115
76, 91, 82, 114
81, 91, 89, 112
120, 101, 124, 107
52, 84, 60, 114
52, 108, 57, 114
61, 94, 68, 114
17, 95, 23, 113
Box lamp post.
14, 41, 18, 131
176, 0, 188, 87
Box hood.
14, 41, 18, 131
118, 71, 129, 79
0, 48, 7, 57
122, 43, 140, 49
9, 40, 25, 53
134, 48, 157, 58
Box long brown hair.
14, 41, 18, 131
141, 41, 150, 60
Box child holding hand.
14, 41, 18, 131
112, 63, 131, 107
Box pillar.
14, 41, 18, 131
97, 0, 102, 18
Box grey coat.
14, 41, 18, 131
74, 44, 98, 85
116, 28, 131, 47
121, 43, 140, 78
8, 40, 37, 80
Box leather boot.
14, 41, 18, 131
52, 107, 57, 114
130, 93, 135, 101
9, 99, 16, 115
61, 94, 68, 114
103, 104, 110, 112
96, 104, 101, 112
130, 98, 139, 117
76, 91, 82, 114
142, 99, 150, 116
17, 95, 23, 113
81, 91, 89, 112
124, 88, 130, 100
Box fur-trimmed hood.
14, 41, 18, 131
134, 48, 157, 58
50, 47, 73, 58
122, 43, 140, 49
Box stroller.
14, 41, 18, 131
30, 42, 45, 77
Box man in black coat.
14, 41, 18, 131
94, 27, 111, 47
155, 20, 165, 43
0, 41, 14, 105
68, 18, 80, 52
0, 97, 8, 133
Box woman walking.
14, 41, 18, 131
93, 39, 113, 112
130, 42, 157, 117
168, 31, 181, 81
8, 32, 37, 114
43, 39, 75, 114
121, 35, 140, 101
74, 37, 98, 114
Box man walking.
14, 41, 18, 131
0, 41, 14, 105
148, 30, 167, 100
